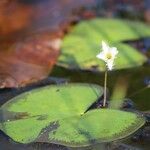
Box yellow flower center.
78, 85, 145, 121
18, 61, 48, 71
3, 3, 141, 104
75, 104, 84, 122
106, 52, 112, 59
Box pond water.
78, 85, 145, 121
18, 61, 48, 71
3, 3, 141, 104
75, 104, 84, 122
0, 0, 150, 150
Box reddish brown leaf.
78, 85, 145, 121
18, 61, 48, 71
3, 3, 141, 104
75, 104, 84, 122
0, 0, 95, 88
0, 33, 61, 88
0, 0, 33, 36
0, 0, 95, 38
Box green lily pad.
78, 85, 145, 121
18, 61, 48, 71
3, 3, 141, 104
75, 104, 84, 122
46, 109, 144, 147
0, 83, 145, 147
67, 19, 150, 42
58, 41, 147, 71
58, 19, 149, 71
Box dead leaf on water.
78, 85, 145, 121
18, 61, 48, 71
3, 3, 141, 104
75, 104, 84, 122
0, 33, 61, 88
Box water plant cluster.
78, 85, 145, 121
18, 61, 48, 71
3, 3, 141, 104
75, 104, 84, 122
0, 18, 150, 148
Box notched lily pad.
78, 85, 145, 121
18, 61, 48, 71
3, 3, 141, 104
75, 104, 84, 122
44, 109, 145, 147
0, 83, 102, 144
58, 19, 149, 71
0, 83, 145, 147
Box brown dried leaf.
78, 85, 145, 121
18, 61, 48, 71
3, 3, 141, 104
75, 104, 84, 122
0, 0, 95, 88
0, 0, 33, 36
0, 0, 95, 38
0, 33, 61, 88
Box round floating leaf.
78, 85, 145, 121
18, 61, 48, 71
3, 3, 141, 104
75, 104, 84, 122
0, 83, 145, 147
58, 41, 147, 71
58, 19, 149, 71
46, 109, 144, 147
0, 83, 102, 143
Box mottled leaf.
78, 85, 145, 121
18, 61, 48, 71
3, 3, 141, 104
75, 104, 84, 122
0, 83, 145, 147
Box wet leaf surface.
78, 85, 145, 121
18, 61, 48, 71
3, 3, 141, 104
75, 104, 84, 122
0, 83, 145, 147
0, 76, 68, 106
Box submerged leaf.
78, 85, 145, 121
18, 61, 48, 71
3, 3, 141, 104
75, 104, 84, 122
0, 83, 145, 147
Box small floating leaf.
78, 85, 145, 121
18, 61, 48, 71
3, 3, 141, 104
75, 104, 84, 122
0, 83, 145, 147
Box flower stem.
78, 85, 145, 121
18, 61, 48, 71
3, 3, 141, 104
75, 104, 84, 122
103, 70, 107, 107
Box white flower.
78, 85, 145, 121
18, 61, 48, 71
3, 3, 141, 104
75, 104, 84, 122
96, 41, 118, 70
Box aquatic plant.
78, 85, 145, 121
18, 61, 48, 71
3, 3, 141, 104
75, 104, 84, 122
97, 41, 118, 106
0, 83, 145, 147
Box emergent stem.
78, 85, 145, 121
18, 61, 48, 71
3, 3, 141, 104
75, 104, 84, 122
103, 70, 107, 107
